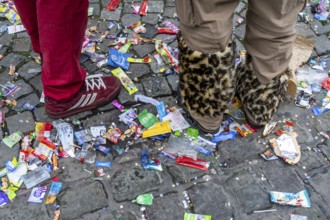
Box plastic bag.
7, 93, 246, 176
165, 135, 198, 159
296, 67, 328, 84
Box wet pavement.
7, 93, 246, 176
0, 0, 330, 219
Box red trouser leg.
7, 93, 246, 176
13, 0, 41, 53
14, 0, 88, 101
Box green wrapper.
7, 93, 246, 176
184, 213, 212, 220
2, 131, 24, 148
137, 110, 159, 128
132, 193, 153, 206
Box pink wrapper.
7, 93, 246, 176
112, 100, 124, 111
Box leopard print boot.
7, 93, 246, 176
236, 55, 290, 127
178, 35, 236, 133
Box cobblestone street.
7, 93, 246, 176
0, 0, 330, 219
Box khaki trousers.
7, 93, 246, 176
175, 0, 306, 83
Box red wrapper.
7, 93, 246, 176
106, 0, 120, 11
176, 156, 210, 171
157, 27, 177, 35
139, 0, 148, 16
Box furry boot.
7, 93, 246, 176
178, 35, 236, 132
236, 55, 290, 127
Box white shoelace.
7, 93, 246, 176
85, 74, 106, 92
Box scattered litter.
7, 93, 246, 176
269, 189, 311, 208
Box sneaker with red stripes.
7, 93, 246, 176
45, 74, 121, 118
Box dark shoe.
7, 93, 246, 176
236, 55, 290, 127
177, 34, 236, 133
45, 74, 121, 118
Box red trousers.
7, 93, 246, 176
14, 0, 88, 101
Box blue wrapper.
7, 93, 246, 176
313, 106, 329, 116
156, 101, 167, 120
141, 150, 163, 171
211, 131, 237, 143
95, 161, 112, 168
95, 145, 111, 155
269, 189, 311, 208
0, 191, 10, 207
108, 48, 131, 70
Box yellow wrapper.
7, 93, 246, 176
127, 57, 152, 63
111, 67, 138, 95
142, 121, 171, 138
5, 9, 21, 25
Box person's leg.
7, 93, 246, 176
237, 0, 306, 126
13, 0, 41, 54
176, 0, 239, 132
36, 0, 88, 102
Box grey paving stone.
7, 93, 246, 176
148, 1, 164, 13
233, 24, 246, 40
225, 170, 272, 214
100, 8, 122, 21
17, 60, 41, 80
168, 164, 206, 183
314, 35, 330, 55
163, 7, 176, 18
141, 76, 172, 97
0, 32, 13, 46
6, 111, 35, 134
142, 14, 160, 25
0, 189, 49, 220
12, 38, 31, 52
0, 69, 13, 85
34, 107, 53, 122
187, 180, 234, 219
139, 23, 158, 39
296, 23, 317, 39
90, 3, 101, 16
165, 0, 175, 7
58, 180, 108, 220
118, 83, 144, 104
148, 193, 184, 220
311, 20, 330, 35
308, 167, 330, 207
166, 74, 178, 92
133, 43, 155, 57
261, 160, 305, 192
110, 165, 162, 201
59, 158, 92, 182
0, 53, 27, 67
154, 34, 176, 43
235, 2, 246, 13
233, 14, 244, 28
84, 60, 99, 73
8, 79, 33, 100
129, 63, 150, 78
121, 14, 140, 27
0, 142, 19, 165
15, 93, 40, 112
82, 109, 118, 128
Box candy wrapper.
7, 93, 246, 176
106, 0, 120, 11
184, 213, 212, 220
95, 161, 111, 168
2, 131, 24, 148
35, 122, 53, 140
89, 126, 107, 137
139, 0, 148, 16
269, 189, 311, 208
176, 156, 210, 171
112, 100, 124, 111
142, 121, 171, 138
28, 186, 48, 203
162, 20, 180, 33
162, 110, 190, 131
1, 81, 19, 96
53, 119, 75, 157
108, 49, 131, 70
155, 40, 178, 67
33, 138, 56, 161
111, 67, 138, 95
45, 182, 62, 204
157, 27, 177, 35
103, 127, 122, 144
141, 150, 163, 171
74, 129, 93, 145
95, 145, 111, 155
22, 166, 50, 189
5, 9, 21, 25
0, 110, 4, 124
119, 108, 137, 124
211, 131, 237, 143
0, 191, 10, 207
127, 57, 152, 63
132, 193, 153, 205
137, 109, 159, 128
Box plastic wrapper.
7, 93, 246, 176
95, 161, 111, 168
176, 156, 210, 171
106, 0, 120, 11
139, 0, 148, 16
5, 9, 21, 25
211, 131, 237, 143
22, 166, 51, 189
111, 67, 138, 95
142, 121, 172, 138
28, 186, 48, 203
269, 189, 311, 208
74, 129, 93, 145
53, 119, 75, 157
35, 122, 52, 141
33, 138, 56, 161
119, 108, 137, 124
165, 135, 198, 159
189, 141, 212, 156
45, 182, 62, 204
184, 213, 212, 220
127, 57, 152, 63
157, 27, 177, 35
137, 109, 159, 128
21, 101, 36, 111
162, 20, 179, 33
1, 81, 19, 96
296, 67, 328, 84
141, 150, 163, 171
162, 111, 190, 131
132, 193, 153, 205
108, 49, 131, 70
2, 131, 24, 148
89, 126, 106, 137
155, 40, 178, 67
112, 100, 124, 111
313, 102, 330, 116
0, 191, 10, 207
0, 109, 4, 124
95, 145, 111, 155
103, 127, 122, 144
118, 42, 132, 53
132, 3, 140, 14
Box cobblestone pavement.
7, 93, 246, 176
0, 1, 330, 220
